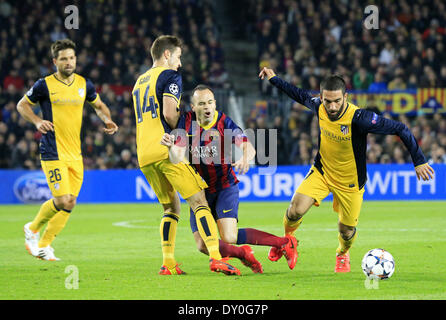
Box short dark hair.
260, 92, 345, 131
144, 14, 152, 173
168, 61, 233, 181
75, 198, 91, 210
320, 75, 346, 94
51, 39, 76, 59
190, 84, 214, 104
150, 35, 182, 60
191, 84, 214, 96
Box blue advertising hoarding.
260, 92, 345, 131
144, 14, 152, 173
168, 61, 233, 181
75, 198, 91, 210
0, 164, 445, 204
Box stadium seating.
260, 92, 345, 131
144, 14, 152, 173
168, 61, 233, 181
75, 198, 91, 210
1, 0, 445, 168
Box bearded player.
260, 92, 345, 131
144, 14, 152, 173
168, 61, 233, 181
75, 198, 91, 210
18, 39, 118, 261
259, 67, 434, 272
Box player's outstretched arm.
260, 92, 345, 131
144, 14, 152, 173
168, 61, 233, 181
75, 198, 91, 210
160, 133, 186, 164
89, 96, 118, 135
258, 67, 319, 112
17, 96, 54, 134
354, 109, 435, 181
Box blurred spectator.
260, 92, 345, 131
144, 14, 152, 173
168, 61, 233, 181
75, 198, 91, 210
2, 0, 446, 169
11, 139, 29, 169
116, 149, 134, 169
353, 68, 373, 90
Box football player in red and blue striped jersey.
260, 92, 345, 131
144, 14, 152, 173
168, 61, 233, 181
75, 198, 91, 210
161, 85, 298, 272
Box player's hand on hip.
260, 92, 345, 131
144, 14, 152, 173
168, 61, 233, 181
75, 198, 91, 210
160, 133, 174, 147
259, 67, 276, 80
103, 120, 118, 135
35, 119, 54, 134
415, 163, 435, 181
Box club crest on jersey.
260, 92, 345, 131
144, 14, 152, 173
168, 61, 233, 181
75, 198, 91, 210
78, 88, 85, 97
371, 112, 378, 124
340, 125, 349, 135
169, 83, 179, 95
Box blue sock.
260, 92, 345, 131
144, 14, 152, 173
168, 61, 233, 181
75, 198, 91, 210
236, 228, 247, 245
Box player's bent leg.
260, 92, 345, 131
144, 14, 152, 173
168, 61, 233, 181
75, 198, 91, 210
285, 192, 314, 233
187, 191, 222, 261
38, 194, 74, 260
188, 193, 240, 275
268, 192, 312, 264
216, 218, 263, 273
25, 199, 60, 257
335, 222, 357, 273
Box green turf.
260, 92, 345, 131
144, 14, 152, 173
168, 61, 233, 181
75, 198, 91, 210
0, 201, 445, 300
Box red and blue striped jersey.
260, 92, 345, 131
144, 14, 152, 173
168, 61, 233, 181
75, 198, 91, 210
176, 110, 247, 193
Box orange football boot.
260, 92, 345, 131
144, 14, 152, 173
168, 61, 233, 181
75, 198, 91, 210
209, 258, 241, 275
335, 253, 351, 273
159, 264, 186, 275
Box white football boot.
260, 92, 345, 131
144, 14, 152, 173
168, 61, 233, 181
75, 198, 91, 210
37, 245, 60, 261
24, 222, 40, 257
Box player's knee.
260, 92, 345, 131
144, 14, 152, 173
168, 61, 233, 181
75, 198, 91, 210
187, 191, 207, 211
55, 195, 76, 211
287, 205, 306, 220
339, 224, 355, 240
220, 233, 237, 244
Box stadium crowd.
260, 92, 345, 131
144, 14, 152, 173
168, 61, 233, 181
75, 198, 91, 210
0, 0, 228, 169
0, 0, 445, 170
246, 0, 446, 165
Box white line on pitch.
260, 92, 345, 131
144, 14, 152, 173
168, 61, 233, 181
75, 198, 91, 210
112, 220, 443, 233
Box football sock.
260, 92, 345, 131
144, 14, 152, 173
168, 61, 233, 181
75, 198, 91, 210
236, 228, 289, 248
283, 210, 303, 235
160, 213, 180, 269
29, 199, 59, 232
38, 209, 71, 248
336, 228, 357, 256
218, 240, 245, 259
194, 206, 222, 260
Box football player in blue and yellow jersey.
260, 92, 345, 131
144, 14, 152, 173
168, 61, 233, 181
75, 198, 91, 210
133, 35, 239, 275
17, 39, 118, 261
259, 67, 435, 272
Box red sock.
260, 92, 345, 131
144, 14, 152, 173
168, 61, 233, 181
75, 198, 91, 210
218, 240, 245, 259
238, 228, 288, 248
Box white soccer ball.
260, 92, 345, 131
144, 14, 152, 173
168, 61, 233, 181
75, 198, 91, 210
361, 248, 395, 280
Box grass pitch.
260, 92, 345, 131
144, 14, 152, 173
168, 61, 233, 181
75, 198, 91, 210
1, 201, 445, 300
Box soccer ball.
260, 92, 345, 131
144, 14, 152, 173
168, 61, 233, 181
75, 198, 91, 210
361, 248, 395, 280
